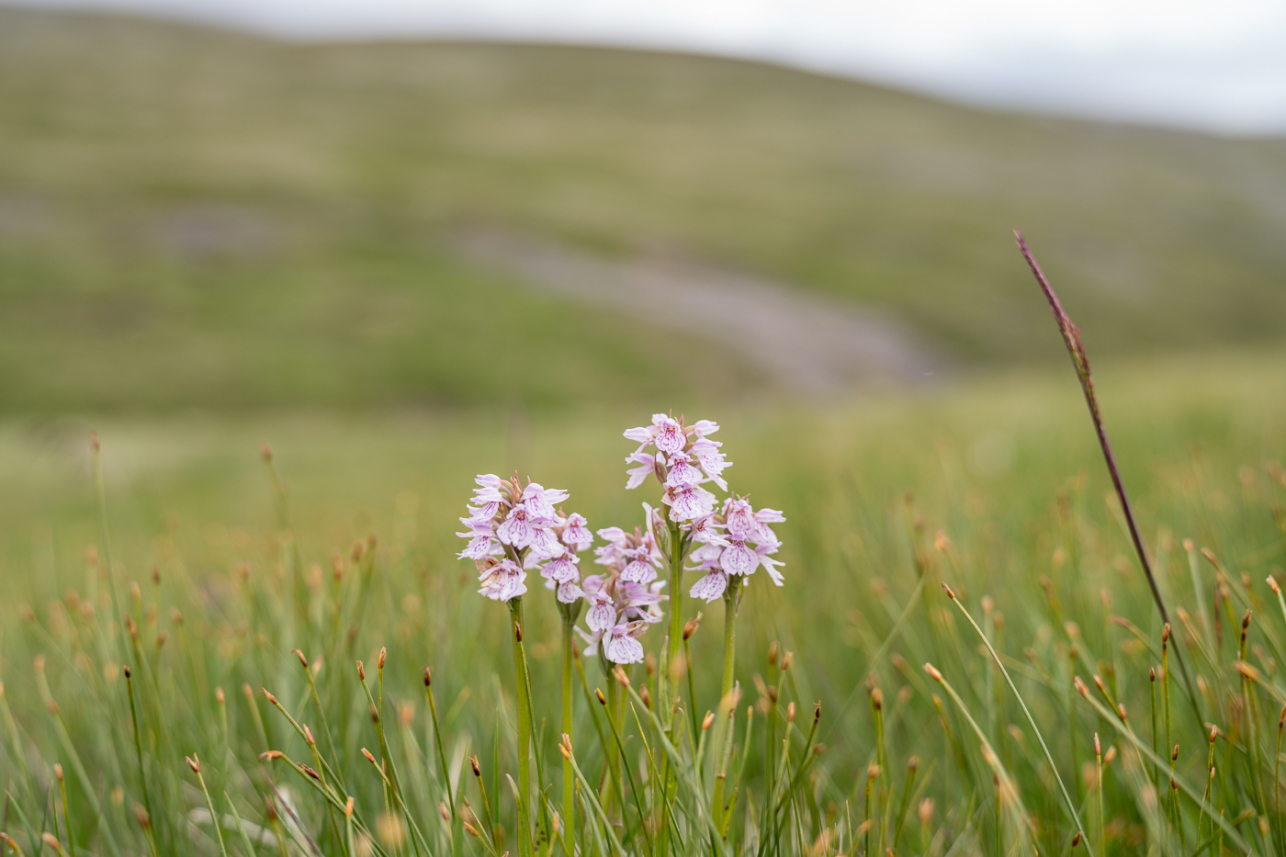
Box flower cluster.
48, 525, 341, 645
624, 414, 730, 523
457, 474, 591, 603
575, 509, 669, 664
687, 496, 786, 603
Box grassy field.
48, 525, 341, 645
3, 349, 1286, 854
2, 8, 1286, 411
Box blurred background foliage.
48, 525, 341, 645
1, 7, 1285, 413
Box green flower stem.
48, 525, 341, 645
720, 578, 742, 701
667, 521, 686, 701
711, 577, 742, 842
509, 598, 534, 857
561, 612, 577, 857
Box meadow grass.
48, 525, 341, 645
3, 348, 1286, 854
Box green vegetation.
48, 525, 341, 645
3, 349, 1286, 854
2, 8, 1285, 411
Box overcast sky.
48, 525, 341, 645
15, 0, 1286, 135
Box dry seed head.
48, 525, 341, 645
1104, 746, 1117, 764
43, 832, 61, 849
595, 688, 607, 706
514, 620, 522, 642
1235, 661, 1262, 681
369, 705, 379, 724
1269, 576, 1281, 595
814, 702, 822, 724
867, 763, 880, 781
907, 755, 920, 773
1118, 703, 1127, 721
124, 664, 132, 679
1094, 733, 1101, 756
943, 583, 957, 601
1149, 667, 1156, 683
871, 688, 883, 711
440, 802, 450, 822
423, 666, 432, 687
1073, 676, 1090, 698
156, 631, 168, 649
646, 652, 656, 678
1071, 831, 1082, 848
133, 804, 151, 829
399, 702, 414, 727
781, 651, 794, 671
215, 687, 225, 705
263, 689, 279, 706
918, 798, 934, 824
1093, 675, 1106, 694
362, 748, 378, 765
300, 764, 321, 780
304, 725, 315, 746
682, 619, 698, 641
54, 763, 64, 782
378, 647, 387, 669
702, 711, 716, 731
186, 755, 201, 774
924, 663, 943, 683
294, 649, 308, 668
345, 796, 355, 818
768, 641, 779, 666
1172, 744, 1180, 762
787, 702, 796, 723
259, 751, 284, 761
640, 687, 652, 709
357, 660, 365, 681
464, 822, 480, 838
613, 666, 630, 687
1162, 623, 1171, 644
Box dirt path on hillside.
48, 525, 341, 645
455, 230, 948, 394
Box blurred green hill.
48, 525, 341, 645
1, 7, 1285, 412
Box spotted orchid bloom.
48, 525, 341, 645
457, 473, 590, 604
688, 496, 786, 603
575, 517, 669, 663
623, 414, 731, 522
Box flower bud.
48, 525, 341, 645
702, 711, 715, 731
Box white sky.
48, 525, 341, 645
15, 0, 1286, 134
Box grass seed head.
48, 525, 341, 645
378, 646, 386, 669
918, 798, 934, 824
345, 796, 354, 818
470, 755, 482, 777
357, 660, 365, 681
423, 666, 431, 687
54, 763, 63, 782
924, 663, 943, 683
702, 711, 715, 731
186, 755, 201, 774
215, 687, 224, 705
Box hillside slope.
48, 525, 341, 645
1, 8, 1284, 411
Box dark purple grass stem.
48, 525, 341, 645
1015, 230, 1201, 720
